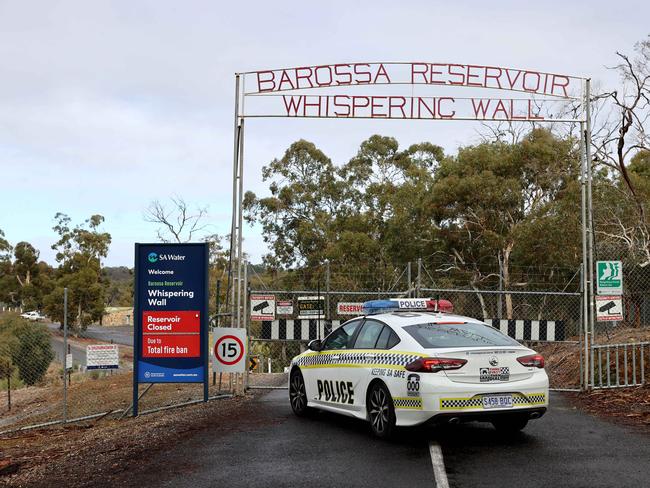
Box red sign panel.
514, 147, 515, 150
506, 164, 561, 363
142, 334, 201, 358
142, 311, 200, 334
141, 310, 201, 358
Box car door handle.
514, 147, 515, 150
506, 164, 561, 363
331, 355, 340, 361
366, 354, 377, 359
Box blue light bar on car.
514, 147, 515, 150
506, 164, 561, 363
362, 298, 454, 314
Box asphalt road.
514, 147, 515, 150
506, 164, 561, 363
50, 335, 87, 368
47, 322, 134, 346
127, 390, 650, 488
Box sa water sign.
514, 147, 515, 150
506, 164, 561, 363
212, 327, 247, 373
134, 243, 208, 384
596, 261, 623, 295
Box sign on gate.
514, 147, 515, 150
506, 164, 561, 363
87, 344, 119, 370
596, 295, 623, 322
250, 294, 275, 321
276, 300, 293, 316
297, 296, 325, 319
212, 327, 247, 373
337, 302, 364, 315
596, 261, 623, 295
134, 243, 209, 387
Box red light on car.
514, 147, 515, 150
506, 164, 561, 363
405, 357, 467, 373
517, 354, 545, 368
425, 299, 454, 313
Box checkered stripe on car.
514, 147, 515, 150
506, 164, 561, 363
513, 393, 546, 406
393, 397, 423, 410
292, 351, 423, 368
440, 397, 483, 410
440, 392, 547, 410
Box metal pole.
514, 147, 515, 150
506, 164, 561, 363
407, 262, 412, 297
585, 79, 596, 347
236, 118, 246, 330
579, 116, 590, 390
416, 258, 422, 298
213, 280, 220, 386
325, 260, 331, 322
229, 74, 241, 327
498, 252, 504, 319
243, 260, 249, 392
63, 287, 68, 423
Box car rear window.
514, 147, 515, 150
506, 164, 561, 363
403, 322, 520, 348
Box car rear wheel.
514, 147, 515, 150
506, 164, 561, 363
289, 369, 311, 417
367, 382, 396, 439
492, 414, 529, 433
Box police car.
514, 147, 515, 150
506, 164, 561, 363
288, 298, 548, 438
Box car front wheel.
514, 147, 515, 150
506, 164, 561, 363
289, 369, 311, 417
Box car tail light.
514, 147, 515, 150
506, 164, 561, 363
405, 357, 467, 373
517, 354, 545, 368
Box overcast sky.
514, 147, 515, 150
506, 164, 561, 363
1, 0, 648, 267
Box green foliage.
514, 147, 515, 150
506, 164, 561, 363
0, 230, 54, 310
0, 314, 54, 386
244, 137, 446, 289
246, 129, 584, 295
44, 213, 112, 330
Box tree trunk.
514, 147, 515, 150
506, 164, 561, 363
502, 243, 514, 319
471, 284, 488, 319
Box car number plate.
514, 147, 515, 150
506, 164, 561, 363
482, 394, 513, 409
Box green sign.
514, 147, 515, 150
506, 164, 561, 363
596, 261, 623, 295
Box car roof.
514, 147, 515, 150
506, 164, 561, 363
361, 311, 485, 328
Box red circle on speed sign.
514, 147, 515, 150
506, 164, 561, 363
214, 335, 245, 365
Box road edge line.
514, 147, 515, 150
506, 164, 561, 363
429, 441, 450, 488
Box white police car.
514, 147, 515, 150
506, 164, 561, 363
288, 298, 548, 438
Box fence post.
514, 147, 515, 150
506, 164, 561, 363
243, 260, 249, 393
416, 258, 422, 298
407, 262, 412, 297
325, 260, 331, 323
497, 253, 503, 320
63, 287, 68, 423
213, 279, 220, 387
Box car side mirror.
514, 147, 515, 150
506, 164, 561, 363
308, 339, 323, 352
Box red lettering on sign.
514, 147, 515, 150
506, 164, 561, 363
257, 71, 275, 92
354, 64, 371, 84
334, 64, 352, 85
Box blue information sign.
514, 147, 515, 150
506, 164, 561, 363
133, 243, 209, 414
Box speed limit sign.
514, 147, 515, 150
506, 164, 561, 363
211, 327, 247, 373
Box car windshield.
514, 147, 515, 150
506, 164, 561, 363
403, 322, 520, 348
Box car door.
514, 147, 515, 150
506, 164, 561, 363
305, 319, 363, 411
348, 318, 388, 410
354, 319, 403, 408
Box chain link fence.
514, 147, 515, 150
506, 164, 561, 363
0, 310, 239, 435
246, 261, 585, 391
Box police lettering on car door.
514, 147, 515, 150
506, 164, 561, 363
317, 379, 354, 404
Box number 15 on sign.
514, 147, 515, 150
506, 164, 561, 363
211, 327, 247, 373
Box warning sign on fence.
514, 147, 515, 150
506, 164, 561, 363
276, 300, 293, 316
250, 294, 275, 321
86, 344, 119, 370
596, 295, 623, 322
297, 296, 325, 320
